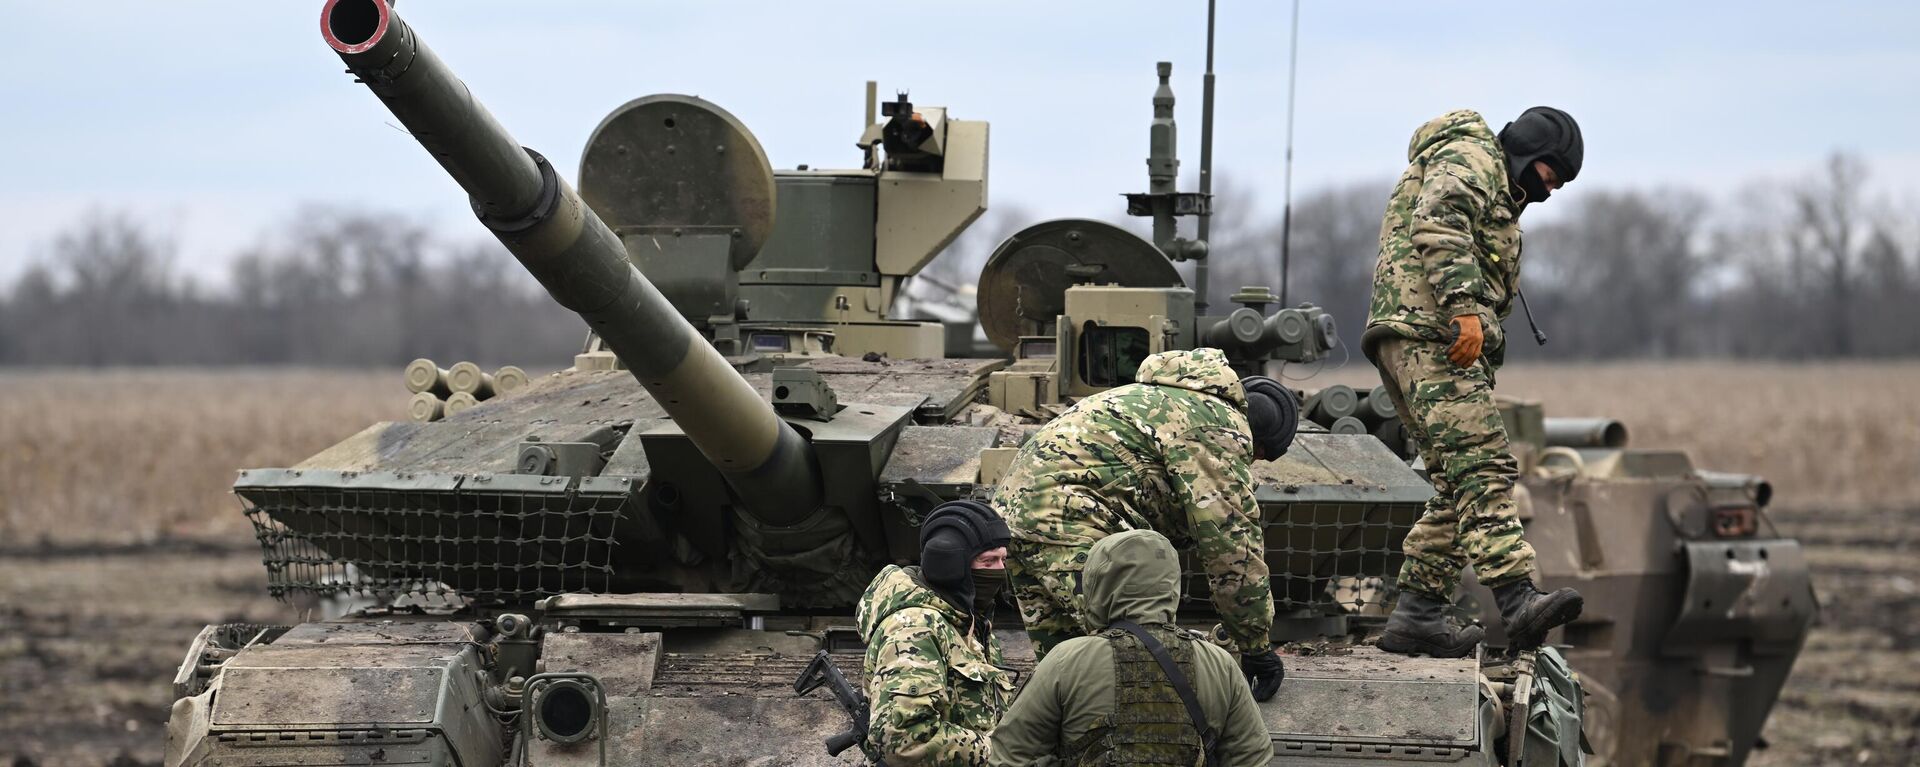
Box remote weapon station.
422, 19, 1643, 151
162, 2, 1812, 765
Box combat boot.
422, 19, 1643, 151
1493, 579, 1583, 650
1378, 590, 1484, 658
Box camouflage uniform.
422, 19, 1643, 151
993, 349, 1272, 659
855, 564, 1014, 766
1365, 109, 1535, 599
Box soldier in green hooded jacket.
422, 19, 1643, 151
855, 500, 1016, 766
989, 529, 1273, 766
1362, 106, 1587, 657
992, 348, 1297, 702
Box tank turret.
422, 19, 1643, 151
322, 0, 822, 526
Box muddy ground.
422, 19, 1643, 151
0, 542, 294, 766
1, 504, 1913, 766
1759, 506, 1920, 765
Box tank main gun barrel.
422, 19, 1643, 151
320, 0, 822, 525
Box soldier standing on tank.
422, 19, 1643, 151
855, 500, 1017, 766
989, 529, 1273, 766
1362, 106, 1587, 657
993, 348, 1294, 702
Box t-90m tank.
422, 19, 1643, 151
161, 2, 1814, 765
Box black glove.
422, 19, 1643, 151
1240, 649, 1285, 702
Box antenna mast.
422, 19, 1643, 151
1278, 0, 1300, 305
1194, 0, 1218, 314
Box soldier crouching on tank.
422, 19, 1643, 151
989, 529, 1274, 766
993, 348, 1294, 702
855, 500, 1017, 766
1362, 106, 1586, 657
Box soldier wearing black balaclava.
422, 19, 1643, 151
917, 500, 1015, 641
1361, 106, 1586, 658
1499, 106, 1584, 211
854, 500, 1014, 765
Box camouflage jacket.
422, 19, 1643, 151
992, 349, 1273, 654
856, 565, 1013, 766
1368, 109, 1522, 364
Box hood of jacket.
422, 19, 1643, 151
855, 564, 965, 641
1083, 529, 1183, 628
1406, 109, 1504, 167
1133, 348, 1245, 410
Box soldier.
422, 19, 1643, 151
989, 529, 1273, 766
855, 499, 1017, 766
1362, 106, 1587, 657
993, 348, 1295, 702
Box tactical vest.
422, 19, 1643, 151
1062, 626, 1207, 766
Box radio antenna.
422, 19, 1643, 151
1277, 0, 1301, 306
1194, 0, 1218, 313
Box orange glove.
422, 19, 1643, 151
1447, 314, 1483, 367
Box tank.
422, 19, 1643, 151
161, 3, 1812, 766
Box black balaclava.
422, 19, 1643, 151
969, 568, 1006, 614
1239, 375, 1300, 460
1497, 106, 1583, 207
918, 499, 1012, 627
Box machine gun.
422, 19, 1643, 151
793, 650, 872, 759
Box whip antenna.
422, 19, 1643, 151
1195, 0, 1218, 313
1278, 0, 1300, 305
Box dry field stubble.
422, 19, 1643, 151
1, 363, 1915, 765
1306, 360, 1920, 511
0, 369, 399, 545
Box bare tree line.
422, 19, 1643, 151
1197, 152, 1920, 360
3, 152, 1915, 367
0, 207, 585, 368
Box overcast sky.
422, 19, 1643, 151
3, 1, 1916, 286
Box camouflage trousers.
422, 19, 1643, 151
1373, 337, 1535, 599
1006, 538, 1094, 661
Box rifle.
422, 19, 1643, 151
794, 650, 872, 758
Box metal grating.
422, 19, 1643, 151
1184, 500, 1420, 614
237, 470, 628, 606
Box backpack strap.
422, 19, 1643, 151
1110, 619, 1220, 767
